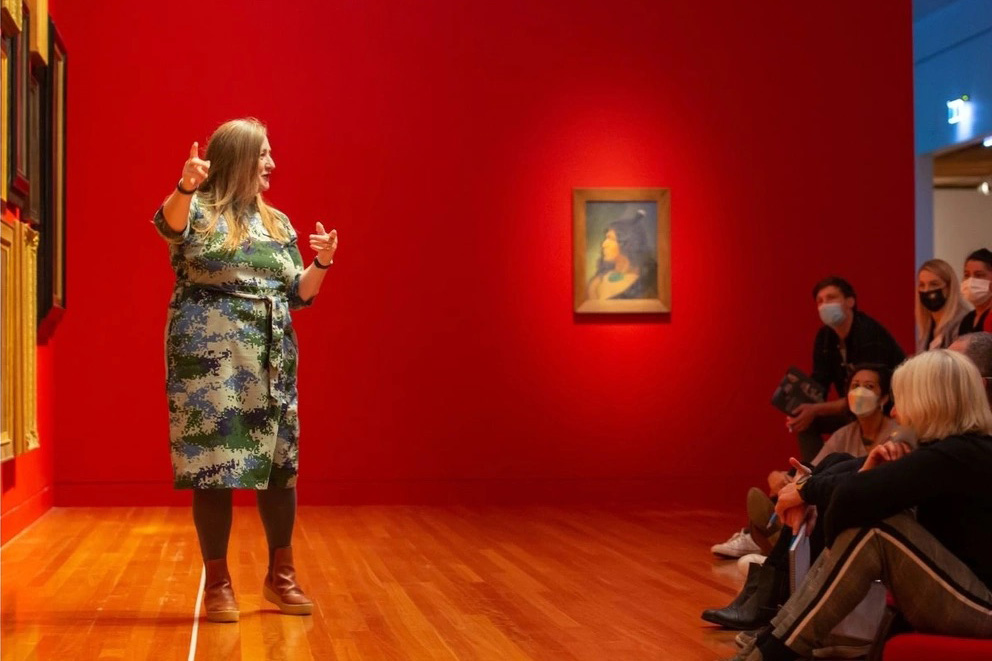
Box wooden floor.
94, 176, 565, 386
1, 506, 746, 660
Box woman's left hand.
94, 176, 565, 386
780, 503, 817, 536
310, 221, 338, 265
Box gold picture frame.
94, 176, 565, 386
573, 187, 671, 314
1, 217, 14, 461
19, 219, 38, 452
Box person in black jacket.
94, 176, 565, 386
730, 350, 992, 661
786, 277, 905, 462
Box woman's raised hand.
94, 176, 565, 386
181, 142, 211, 191
310, 222, 338, 264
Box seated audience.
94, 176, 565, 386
706, 366, 909, 629
916, 258, 969, 352
728, 350, 992, 661
787, 277, 904, 463
712, 365, 903, 560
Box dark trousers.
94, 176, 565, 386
770, 513, 992, 657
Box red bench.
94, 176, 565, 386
882, 633, 992, 660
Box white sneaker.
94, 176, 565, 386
711, 528, 762, 558
737, 553, 767, 576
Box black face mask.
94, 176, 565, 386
919, 288, 947, 312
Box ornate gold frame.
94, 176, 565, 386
0, 217, 39, 460
1, 218, 14, 461
19, 219, 38, 452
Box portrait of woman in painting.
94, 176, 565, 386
586, 209, 658, 301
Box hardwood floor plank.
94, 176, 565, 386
2, 506, 745, 660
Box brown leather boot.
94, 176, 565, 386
262, 546, 313, 615
203, 558, 239, 623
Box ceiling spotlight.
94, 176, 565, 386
979, 181, 991, 196
984, 136, 992, 148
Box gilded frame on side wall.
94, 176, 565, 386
1, 34, 10, 204
0, 0, 23, 34
1, 217, 15, 461
573, 187, 671, 314
18, 220, 39, 452
2, 0, 29, 207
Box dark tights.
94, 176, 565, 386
192, 487, 297, 565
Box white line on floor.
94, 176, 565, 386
188, 565, 205, 661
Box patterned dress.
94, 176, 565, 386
153, 197, 311, 489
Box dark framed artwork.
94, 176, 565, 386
37, 18, 63, 337
573, 188, 671, 314
27, 54, 45, 224
7, 0, 29, 205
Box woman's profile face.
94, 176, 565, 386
918, 269, 947, 296
257, 137, 275, 193
601, 230, 620, 262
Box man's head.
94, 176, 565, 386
948, 331, 992, 405
812, 276, 856, 328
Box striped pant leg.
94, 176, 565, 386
768, 512, 992, 657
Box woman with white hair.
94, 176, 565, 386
729, 350, 992, 661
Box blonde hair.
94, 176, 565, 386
892, 350, 992, 441
194, 118, 288, 250
915, 259, 967, 350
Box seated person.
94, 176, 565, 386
729, 350, 992, 661
712, 365, 905, 561
958, 248, 992, 335
950, 331, 992, 405
916, 258, 970, 352
787, 277, 905, 463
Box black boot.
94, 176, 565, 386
701, 561, 763, 625
701, 561, 787, 630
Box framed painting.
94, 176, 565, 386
573, 188, 670, 314
4, 0, 29, 206
37, 17, 62, 336
1, 217, 14, 461
1, 33, 9, 204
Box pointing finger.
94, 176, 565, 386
189, 142, 199, 160
316, 221, 326, 235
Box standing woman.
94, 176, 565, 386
915, 258, 969, 353
152, 118, 338, 622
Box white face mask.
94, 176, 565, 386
961, 278, 992, 306
818, 302, 846, 327
847, 387, 879, 417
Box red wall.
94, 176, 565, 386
1, 342, 55, 544
47, 1, 915, 507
